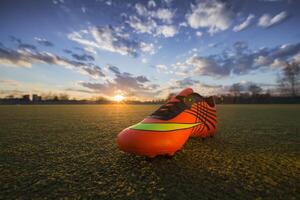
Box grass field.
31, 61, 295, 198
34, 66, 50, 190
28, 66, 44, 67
0, 105, 299, 199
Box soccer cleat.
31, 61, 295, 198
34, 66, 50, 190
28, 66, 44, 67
117, 88, 217, 157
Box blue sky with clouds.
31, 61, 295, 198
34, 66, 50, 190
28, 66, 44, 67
0, 0, 300, 100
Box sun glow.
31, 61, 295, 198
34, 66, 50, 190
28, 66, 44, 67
113, 94, 125, 102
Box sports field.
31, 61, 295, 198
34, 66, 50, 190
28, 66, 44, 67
0, 105, 299, 199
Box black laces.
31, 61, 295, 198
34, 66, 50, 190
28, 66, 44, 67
150, 95, 187, 119
150, 93, 204, 120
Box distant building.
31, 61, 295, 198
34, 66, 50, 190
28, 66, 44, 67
22, 95, 30, 102
32, 94, 42, 102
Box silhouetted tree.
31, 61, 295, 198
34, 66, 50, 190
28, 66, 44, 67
95, 96, 109, 103
230, 83, 242, 97
53, 96, 59, 101
42, 93, 55, 100
279, 62, 300, 97
58, 93, 69, 101
248, 84, 262, 96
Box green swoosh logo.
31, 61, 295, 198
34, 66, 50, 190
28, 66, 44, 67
129, 122, 202, 131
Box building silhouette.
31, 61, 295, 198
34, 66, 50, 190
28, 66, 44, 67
32, 94, 42, 102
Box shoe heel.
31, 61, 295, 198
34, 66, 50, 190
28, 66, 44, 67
209, 129, 216, 137
190, 129, 210, 137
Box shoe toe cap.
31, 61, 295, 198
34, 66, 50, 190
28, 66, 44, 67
117, 127, 190, 156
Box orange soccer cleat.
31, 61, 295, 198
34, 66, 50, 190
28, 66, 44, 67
117, 88, 217, 157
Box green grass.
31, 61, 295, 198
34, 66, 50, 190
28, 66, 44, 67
0, 105, 299, 199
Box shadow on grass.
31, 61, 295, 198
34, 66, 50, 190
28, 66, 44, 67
115, 138, 253, 200
115, 136, 299, 199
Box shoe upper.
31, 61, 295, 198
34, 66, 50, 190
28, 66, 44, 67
138, 88, 217, 135
129, 88, 217, 137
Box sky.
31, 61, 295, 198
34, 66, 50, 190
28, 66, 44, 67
0, 0, 300, 100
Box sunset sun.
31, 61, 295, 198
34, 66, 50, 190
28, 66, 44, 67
113, 95, 125, 102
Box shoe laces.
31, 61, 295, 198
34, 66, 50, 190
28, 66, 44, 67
151, 95, 187, 118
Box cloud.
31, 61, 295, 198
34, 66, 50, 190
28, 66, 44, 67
196, 31, 203, 37
81, 6, 87, 13
127, 15, 157, 34
155, 64, 169, 73
171, 42, 300, 77
176, 77, 199, 87
0, 45, 105, 78
163, 0, 173, 6
79, 82, 113, 95
63, 49, 73, 54
186, 0, 234, 34
90, 26, 139, 56
79, 65, 105, 77
9, 37, 38, 51
68, 26, 154, 57
233, 41, 248, 52
105, 0, 112, 6
0, 79, 21, 87
10, 36, 22, 44
156, 25, 177, 37
155, 8, 174, 23
156, 64, 167, 70
271, 43, 300, 58
135, 3, 149, 16
254, 55, 272, 66
125, 3, 177, 38
208, 43, 219, 48
64, 88, 95, 94
108, 65, 121, 74
18, 43, 37, 51
80, 65, 154, 98
293, 52, 300, 63
148, 0, 156, 8
71, 53, 94, 61
140, 42, 155, 54
136, 75, 149, 83
108, 65, 150, 84
233, 14, 255, 32
34, 37, 54, 47
186, 54, 231, 76
135, 3, 174, 23
254, 43, 300, 69
141, 58, 148, 63
0, 46, 34, 68
270, 58, 287, 68
258, 11, 288, 28
179, 22, 188, 27
127, 15, 178, 38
